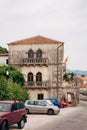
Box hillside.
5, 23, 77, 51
67, 69, 87, 76
0, 46, 8, 54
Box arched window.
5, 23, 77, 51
36, 72, 42, 86
36, 72, 42, 81
36, 49, 42, 58
28, 72, 34, 86
28, 49, 34, 58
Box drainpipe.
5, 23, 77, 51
57, 43, 64, 98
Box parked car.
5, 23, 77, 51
25, 100, 60, 115
0, 100, 27, 130
47, 98, 63, 108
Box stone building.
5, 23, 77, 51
75, 75, 87, 101
0, 53, 8, 65
76, 75, 87, 84
8, 35, 64, 100
62, 81, 79, 106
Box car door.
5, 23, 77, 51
17, 102, 26, 120
10, 103, 19, 124
26, 101, 36, 113
34, 101, 47, 113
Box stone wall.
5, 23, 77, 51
8, 42, 64, 99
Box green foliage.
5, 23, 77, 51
81, 75, 85, 77
10, 71, 25, 86
0, 65, 7, 76
0, 65, 16, 77
7, 80, 29, 101
0, 65, 25, 86
63, 72, 75, 82
63, 73, 68, 81
0, 46, 8, 54
0, 65, 29, 101
0, 76, 9, 100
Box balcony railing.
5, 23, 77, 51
21, 58, 49, 66
25, 81, 49, 89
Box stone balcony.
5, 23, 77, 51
21, 58, 49, 66
25, 81, 49, 89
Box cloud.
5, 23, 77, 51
0, 0, 87, 70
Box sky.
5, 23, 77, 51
0, 0, 87, 71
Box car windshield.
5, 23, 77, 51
0, 103, 10, 112
44, 100, 54, 105
46, 100, 53, 105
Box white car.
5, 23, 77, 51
25, 100, 60, 115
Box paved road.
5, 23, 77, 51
10, 101, 87, 130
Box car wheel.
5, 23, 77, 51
1, 121, 9, 130
26, 108, 29, 114
48, 109, 54, 115
18, 117, 25, 129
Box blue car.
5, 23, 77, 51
47, 98, 63, 108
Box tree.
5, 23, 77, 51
0, 65, 29, 101
10, 70, 25, 86
0, 46, 8, 54
63, 72, 75, 82
0, 65, 25, 86
7, 80, 29, 101
63, 73, 68, 81
81, 75, 85, 77
0, 76, 9, 100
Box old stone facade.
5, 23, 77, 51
8, 35, 64, 100
62, 81, 79, 106
0, 53, 8, 65
75, 75, 87, 101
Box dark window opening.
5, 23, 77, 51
6, 59, 8, 64
36, 72, 42, 81
36, 49, 42, 58
18, 103, 24, 109
36, 72, 42, 86
38, 94, 44, 100
12, 103, 17, 111
28, 50, 34, 58
28, 72, 34, 86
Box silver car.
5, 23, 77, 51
25, 100, 60, 115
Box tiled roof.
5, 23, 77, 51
8, 35, 63, 45
77, 75, 87, 81
80, 84, 87, 88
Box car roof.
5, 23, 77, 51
26, 99, 51, 101
26, 100, 53, 104
0, 100, 22, 104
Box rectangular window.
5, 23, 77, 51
37, 94, 44, 100
6, 59, 8, 64
18, 103, 24, 109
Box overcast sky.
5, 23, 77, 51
0, 0, 87, 71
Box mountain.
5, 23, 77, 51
67, 69, 87, 77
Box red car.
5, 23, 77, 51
0, 100, 27, 130
61, 100, 68, 108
